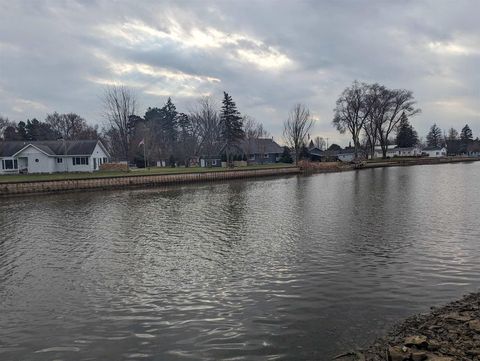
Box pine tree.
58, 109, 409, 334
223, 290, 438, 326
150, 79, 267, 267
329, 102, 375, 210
395, 112, 418, 147
144, 97, 179, 159
460, 124, 473, 142
220, 92, 244, 165
426, 123, 443, 147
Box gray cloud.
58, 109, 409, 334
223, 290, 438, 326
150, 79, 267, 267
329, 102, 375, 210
0, 0, 479, 144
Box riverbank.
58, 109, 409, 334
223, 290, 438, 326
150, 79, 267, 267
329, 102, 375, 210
363, 156, 480, 169
0, 165, 300, 196
336, 292, 480, 361
1, 157, 478, 196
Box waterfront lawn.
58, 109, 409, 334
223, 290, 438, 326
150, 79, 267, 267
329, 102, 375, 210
0, 163, 295, 183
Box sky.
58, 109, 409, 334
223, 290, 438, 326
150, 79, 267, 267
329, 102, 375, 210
0, 0, 479, 146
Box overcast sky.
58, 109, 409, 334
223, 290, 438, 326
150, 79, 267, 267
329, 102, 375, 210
0, 0, 479, 145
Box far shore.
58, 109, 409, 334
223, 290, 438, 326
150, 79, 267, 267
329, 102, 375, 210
0, 163, 295, 184
0, 156, 478, 194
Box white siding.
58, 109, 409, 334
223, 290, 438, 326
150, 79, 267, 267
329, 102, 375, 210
338, 153, 355, 162
15, 146, 56, 173
423, 148, 447, 157
90, 143, 109, 171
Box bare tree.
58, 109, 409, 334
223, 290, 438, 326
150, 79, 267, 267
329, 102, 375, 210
243, 115, 270, 159
0, 116, 13, 140
363, 83, 389, 159
189, 96, 221, 156
45, 112, 97, 140
283, 103, 315, 165
313, 136, 325, 150
375, 88, 420, 158
332, 81, 373, 158
102, 85, 137, 161
447, 127, 459, 141
243, 115, 269, 139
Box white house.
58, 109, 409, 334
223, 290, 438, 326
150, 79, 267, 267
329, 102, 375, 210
374, 145, 398, 158
393, 146, 422, 157
337, 149, 356, 162
422, 146, 447, 157
0, 140, 110, 174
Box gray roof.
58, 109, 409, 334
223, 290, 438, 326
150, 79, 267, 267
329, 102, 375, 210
239, 138, 283, 154
423, 146, 445, 151
394, 147, 418, 151
0, 140, 106, 157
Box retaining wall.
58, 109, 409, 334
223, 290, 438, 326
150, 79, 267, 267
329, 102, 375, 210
0, 167, 300, 196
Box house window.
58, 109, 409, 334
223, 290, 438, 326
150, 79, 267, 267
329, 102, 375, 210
35, 159, 39, 163
2, 159, 17, 169
73, 157, 89, 165
56, 158, 63, 163
436, 152, 439, 155
103, 157, 108, 163
249, 154, 255, 160
264, 153, 269, 158
212, 160, 217, 166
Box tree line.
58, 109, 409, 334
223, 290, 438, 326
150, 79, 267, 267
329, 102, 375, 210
332, 81, 478, 158
0, 87, 287, 167
2, 81, 476, 165
332, 81, 420, 159
102, 86, 271, 166
0, 113, 99, 141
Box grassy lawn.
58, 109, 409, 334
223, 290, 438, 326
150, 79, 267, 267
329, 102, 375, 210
0, 163, 295, 183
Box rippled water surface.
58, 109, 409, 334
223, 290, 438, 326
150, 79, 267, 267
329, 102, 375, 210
1, 163, 480, 360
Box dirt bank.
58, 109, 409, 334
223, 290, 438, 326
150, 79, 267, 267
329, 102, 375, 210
335, 292, 480, 361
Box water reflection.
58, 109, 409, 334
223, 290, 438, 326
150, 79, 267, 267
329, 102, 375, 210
1, 163, 480, 360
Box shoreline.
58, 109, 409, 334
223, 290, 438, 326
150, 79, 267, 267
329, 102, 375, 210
0, 166, 301, 197
0, 157, 479, 197
335, 292, 480, 361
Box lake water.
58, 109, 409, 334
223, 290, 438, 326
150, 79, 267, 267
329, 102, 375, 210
1, 162, 480, 360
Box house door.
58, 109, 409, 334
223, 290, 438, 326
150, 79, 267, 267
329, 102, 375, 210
93, 158, 97, 170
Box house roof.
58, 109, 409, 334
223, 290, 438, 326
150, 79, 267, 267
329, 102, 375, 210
423, 146, 445, 151
375, 145, 397, 151
239, 138, 283, 154
0, 140, 107, 157
394, 146, 419, 151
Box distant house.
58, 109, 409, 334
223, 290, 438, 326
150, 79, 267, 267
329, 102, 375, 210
308, 147, 324, 161
466, 141, 480, 157
0, 140, 110, 174
374, 145, 398, 158
307, 147, 358, 162
422, 146, 447, 157
392, 146, 422, 157
240, 138, 283, 164
199, 138, 283, 167
337, 148, 356, 162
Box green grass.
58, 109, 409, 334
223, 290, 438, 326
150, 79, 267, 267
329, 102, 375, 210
0, 163, 295, 183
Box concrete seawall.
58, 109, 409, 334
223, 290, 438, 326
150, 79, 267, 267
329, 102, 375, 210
0, 167, 301, 196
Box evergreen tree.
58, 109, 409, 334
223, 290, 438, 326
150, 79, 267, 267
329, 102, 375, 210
220, 92, 244, 165
176, 112, 194, 166
144, 97, 179, 159
426, 123, 443, 147
395, 112, 418, 147
279, 146, 293, 163
16, 121, 28, 140
24, 118, 59, 140
162, 97, 178, 143
328, 143, 342, 151
460, 124, 473, 142
3, 125, 19, 140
